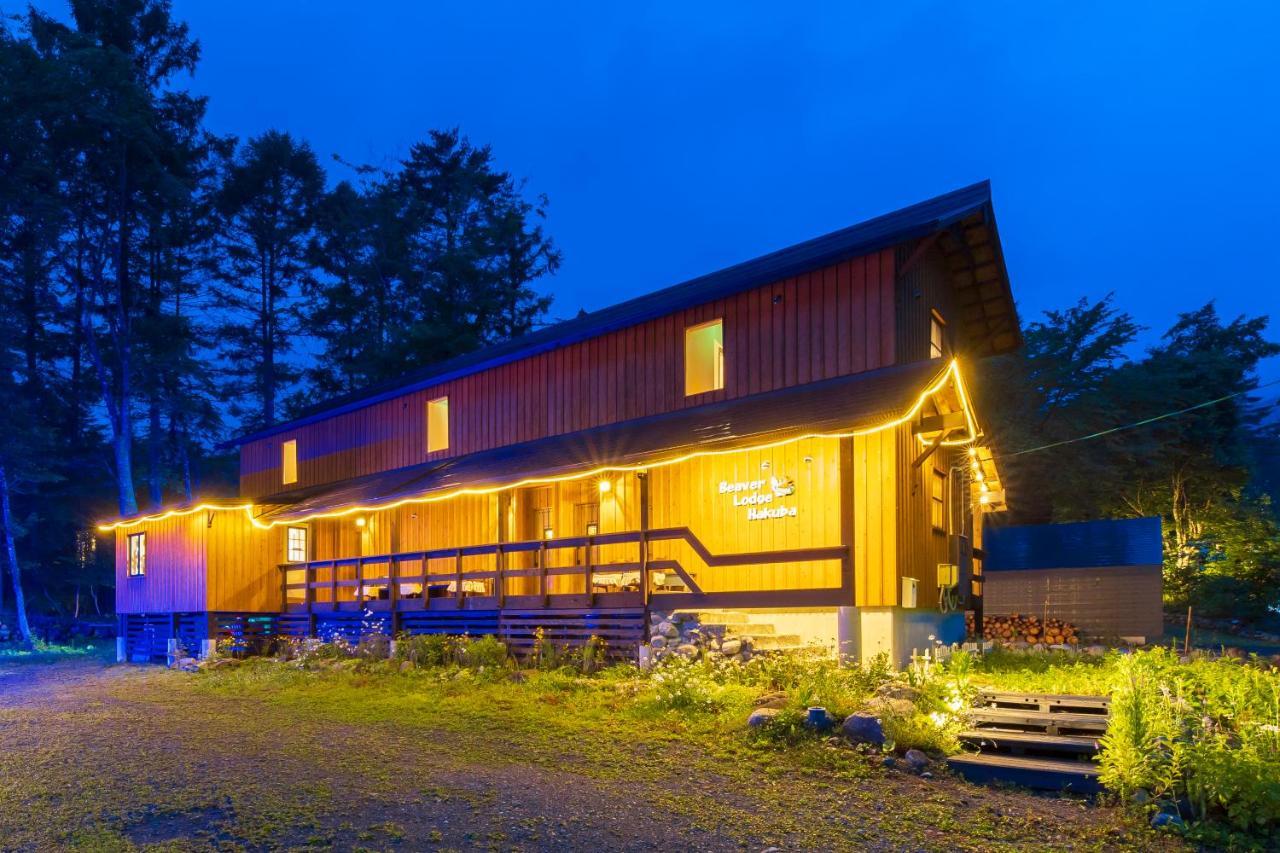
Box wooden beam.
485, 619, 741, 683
913, 411, 967, 436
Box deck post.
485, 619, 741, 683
330, 560, 338, 614
495, 544, 506, 607
538, 541, 548, 606
355, 558, 364, 611
455, 550, 464, 606
638, 472, 651, 609
388, 555, 400, 638
584, 534, 594, 607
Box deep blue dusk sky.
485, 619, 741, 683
24, 1, 1280, 383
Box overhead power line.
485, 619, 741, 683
993, 378, 1280, 461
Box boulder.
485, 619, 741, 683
720, 638, 742, 656
747, 707, 780, 728
874, 682, 921, 703
649, 635, 668, 649
674, 643, 699, 657
755, 691, 788, 710
656, 621, 679, 639
903, 749, 931, 772
841, 713, 885, 747
1085, 645, 1107, 656
866, 697, 915, 719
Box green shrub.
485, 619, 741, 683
460, 635, 509, 671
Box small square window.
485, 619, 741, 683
286, 527, 308, 563
930, 311, 947, 360
282, 439, 298, 485
427, 396, 449, 453
127, 532, 146, 577
685, 318, 724, 396
931, 469, 948, 532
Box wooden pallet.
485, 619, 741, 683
947, 752, 1101, 794
958, 729, 1100, 757
977, 688, 1110, 716
968, 707, 1110, 736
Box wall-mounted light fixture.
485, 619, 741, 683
355, 517, 367, 528
597, 478, 612, 494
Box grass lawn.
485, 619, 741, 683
0, 653, 1174, 852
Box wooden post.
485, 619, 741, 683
538, 540, 548, 607
330, 560, 337, 613
355, 558, 364, 610
1184, 606, 1193, 656
388, 555, 400, 637
497, 492, 510, 606
638, 472, 650, 607
584, 533, 594, 607
455, 550, 464, 606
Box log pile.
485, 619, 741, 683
967, 612, 1079, 645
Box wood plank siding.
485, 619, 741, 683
240, 251, 898, 499
115, 513, 208, 613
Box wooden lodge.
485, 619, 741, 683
104, 181, 1019, 664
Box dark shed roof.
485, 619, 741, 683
262, 359, 949, 520
230, 181, 1016, 448
984, 518, 1164, 571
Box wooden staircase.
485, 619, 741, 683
947, 688, 1109, 794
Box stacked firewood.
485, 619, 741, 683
966, 612, 1079, 645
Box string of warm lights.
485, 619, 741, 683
98, 359, 980, 533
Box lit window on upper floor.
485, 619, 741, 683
930, 310, 947, 359
685, 318, 725, 396
427, 396, 450, 453
282, 439, 298, 485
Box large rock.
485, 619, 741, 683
866, 696, 915, 719
649, 635, 668, 649
747, 707, 780, 728
755, 691, 788, 710
656, 621, 679, 639
720, 638, 742, 656
874, 682, 921, 703
674, 643, 699, 657
841, 713, 885, 746
903, 749, 931, 772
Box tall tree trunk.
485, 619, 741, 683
147, 392, 163, 507
0, 464, 34, 647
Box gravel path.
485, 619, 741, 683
0, 657, 1180, 851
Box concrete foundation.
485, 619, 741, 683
837, 606, 964, 667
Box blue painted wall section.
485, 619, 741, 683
985, 517, 1163, 571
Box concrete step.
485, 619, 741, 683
697, 622, 776, 636
947, 752, 1101, 794
750, 634, 804, 651
958, 729, 1100, 758
676, 609, 750, 623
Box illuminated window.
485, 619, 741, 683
427, 396, 449, 453
685, 318, 725, 396
282, 439, 298, 485
286, 526, 308, 563
931, 469, 947, 532
127, 533, 146, 577
930, 310, 947, 359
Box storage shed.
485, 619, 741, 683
983, 517, 1164, 642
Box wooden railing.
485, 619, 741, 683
279, 527, 851, 614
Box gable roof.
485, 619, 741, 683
229, 180, 1016, 447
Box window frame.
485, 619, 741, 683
282, 438, 298, 485
930, 468, 948, 534
929, 309, 947, 360
286, 526, 309, 564
427, 396, 450, 454
127, 532, 146, 577
684, 317, 725, 397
